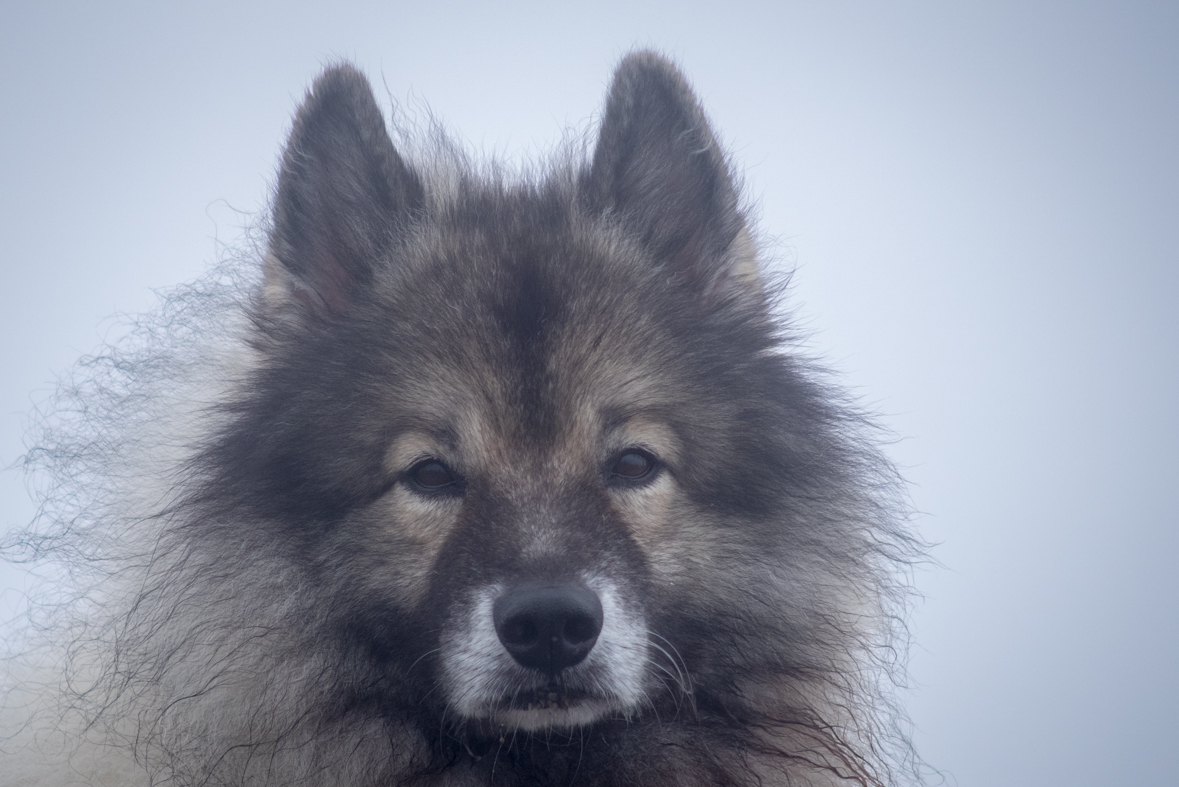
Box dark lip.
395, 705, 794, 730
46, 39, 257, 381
502, 686, 599, 711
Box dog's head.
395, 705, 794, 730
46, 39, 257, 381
198, 55, 866, 738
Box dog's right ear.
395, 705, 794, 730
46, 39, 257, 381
264, 64, 423, 320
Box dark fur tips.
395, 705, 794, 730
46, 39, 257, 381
267, 64, 423, 317
586, 52, 749, 303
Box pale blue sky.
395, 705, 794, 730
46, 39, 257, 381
3, 3, 1177, 784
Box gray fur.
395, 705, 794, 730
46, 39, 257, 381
3, 53, 921, 786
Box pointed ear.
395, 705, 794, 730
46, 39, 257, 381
584, 52, 761, 308
264, 64, 423, 318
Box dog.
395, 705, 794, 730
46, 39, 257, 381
2, 53, 919, 786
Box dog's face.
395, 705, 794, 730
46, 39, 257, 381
332, 226, 696, 732
201, 58, 823, 736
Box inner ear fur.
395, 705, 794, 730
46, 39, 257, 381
265, 64, 424, 318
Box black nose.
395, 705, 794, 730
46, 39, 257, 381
493, 582, 604, 675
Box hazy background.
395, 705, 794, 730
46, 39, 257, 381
3, 2, 1176, 784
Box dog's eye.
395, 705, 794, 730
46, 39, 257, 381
610, 450, 657, 482
408, 460, 461, 494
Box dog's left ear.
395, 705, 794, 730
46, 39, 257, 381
584, 52, 762, 310
264, 64, 423, 320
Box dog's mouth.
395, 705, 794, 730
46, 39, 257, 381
485, 684, 620, 731
500, 684, 596, 712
